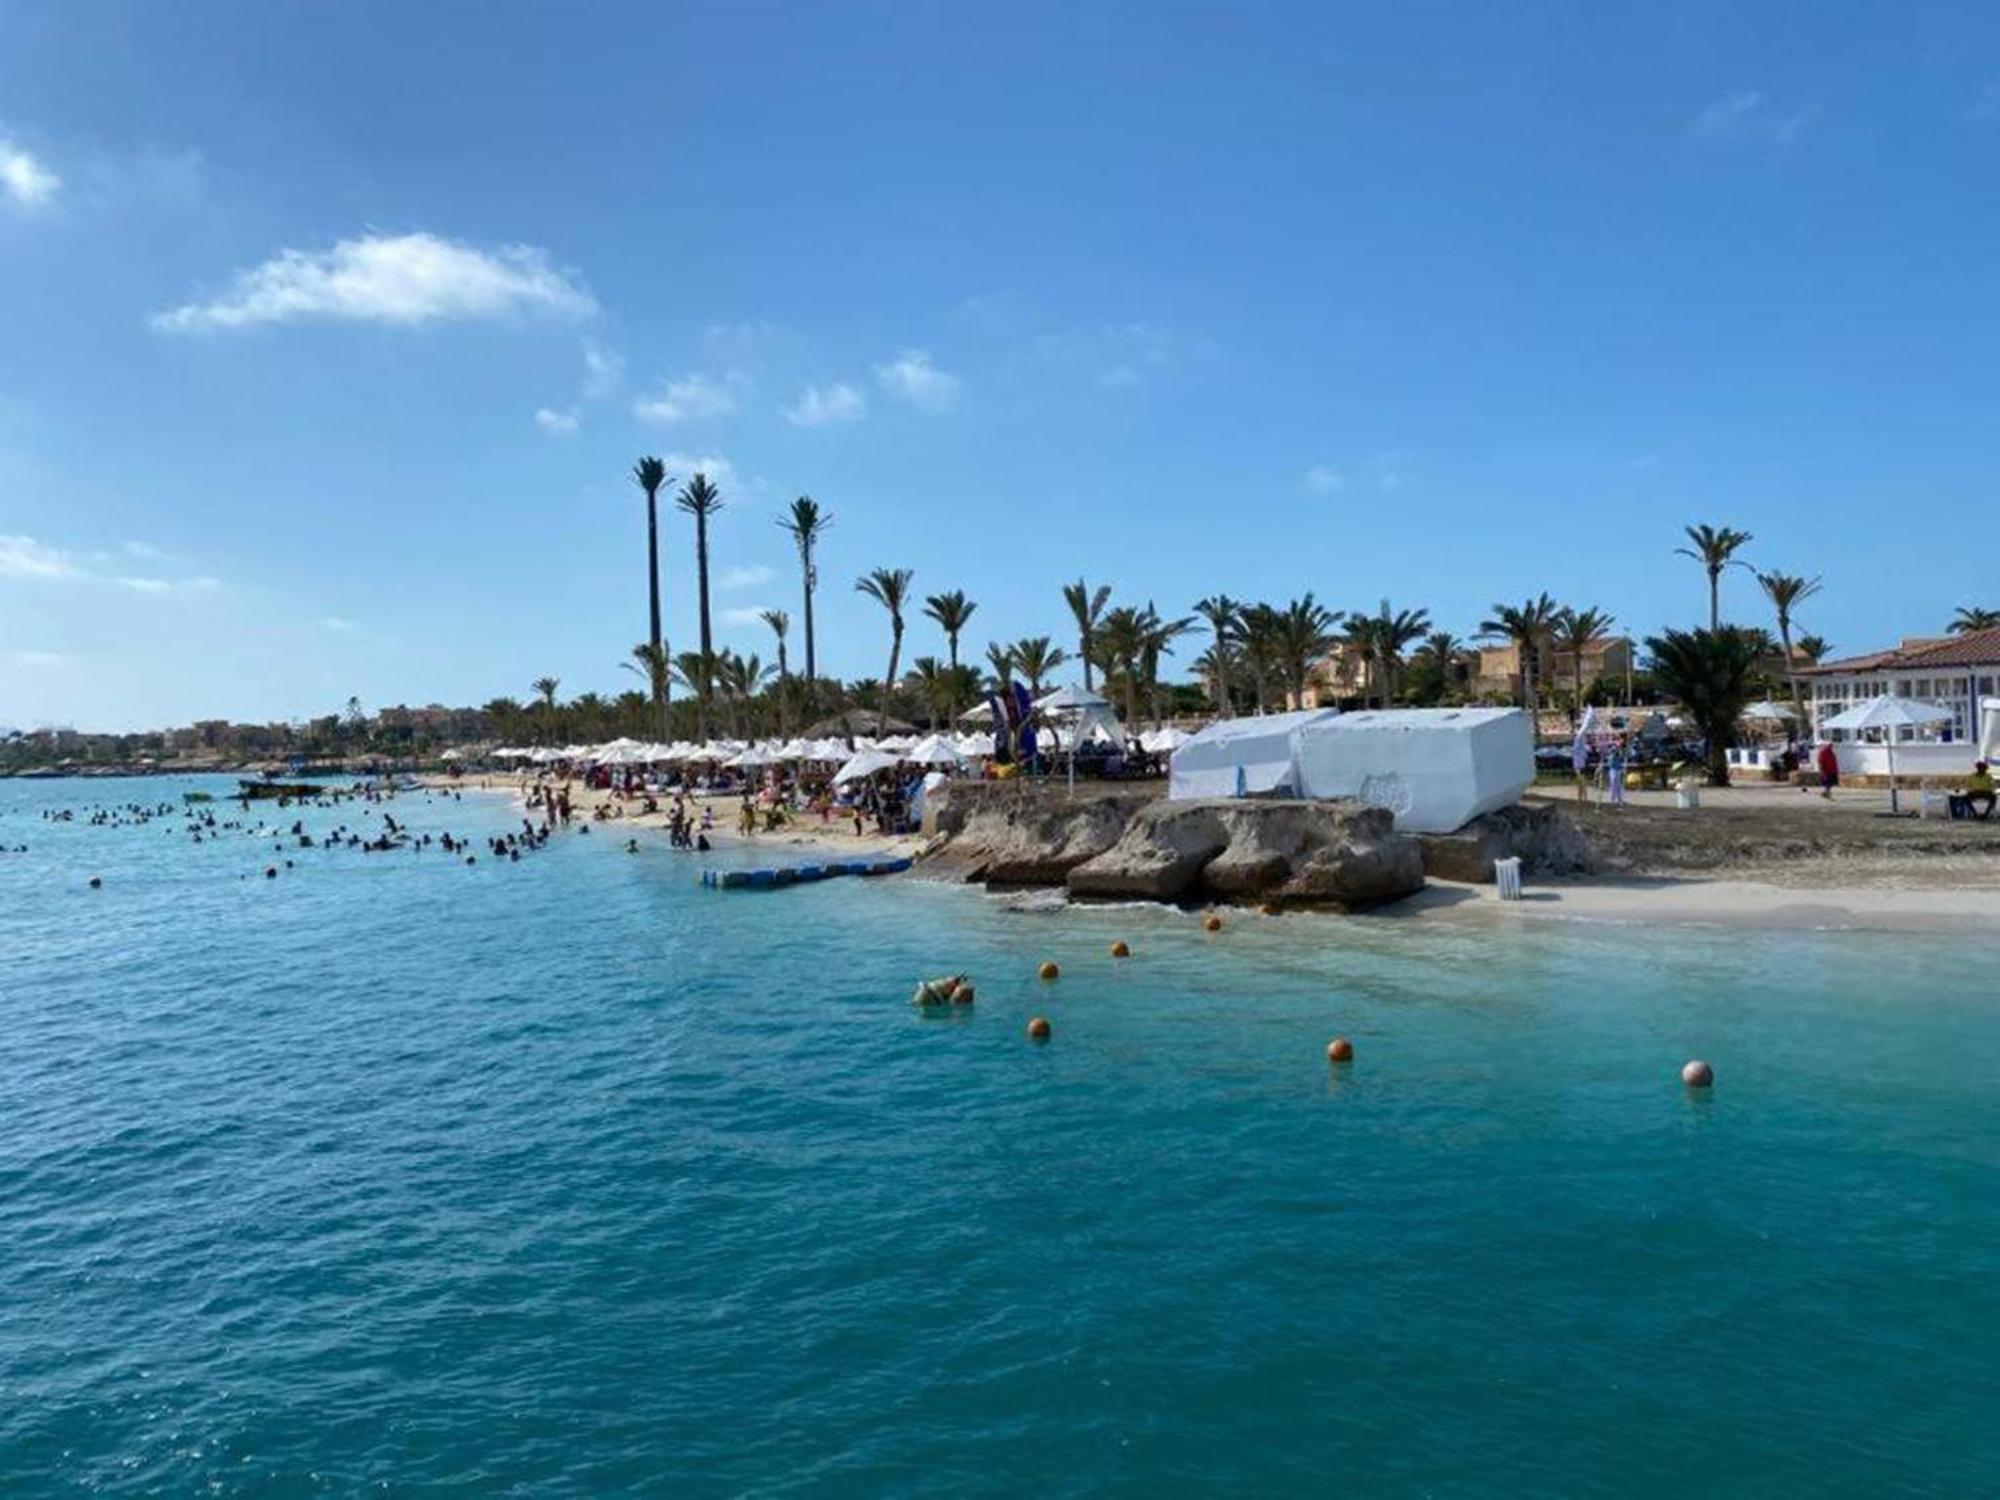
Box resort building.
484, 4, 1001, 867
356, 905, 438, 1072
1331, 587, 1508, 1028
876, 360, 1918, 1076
1801, 626, 2000, 779
1473, 636, 1632, 703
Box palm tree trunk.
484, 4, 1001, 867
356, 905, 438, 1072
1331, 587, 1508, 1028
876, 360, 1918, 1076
1081, 629, 1095, 690
1778, 618, 1805, 730
1708, 568, 1720, 632
695, 516, 715, 727
880, 626, 902, 737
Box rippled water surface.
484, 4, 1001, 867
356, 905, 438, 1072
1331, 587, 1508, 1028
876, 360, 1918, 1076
2, 774, 1996, 1495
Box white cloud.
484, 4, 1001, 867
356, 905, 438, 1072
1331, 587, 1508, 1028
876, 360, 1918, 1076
1691, 90, 1814, 146
117, 574, 217, 595
873, 349, 960, 411
151, 231, 595, 332
1097, 364, 1140, 388
1304, 465, 1345, 493
534, 406, 580, 435
721, 605, 776, 628
720, 564, 774, 590
582, 340, 624, 398
122, 539, 172, 561
786, 382, 866, 427
633, 371, 740, 425
0, 135, 59, 209
0, 534, 78, 578
660, 452, 735, 488
321, 616, 360, 633
15, 650, 65, 667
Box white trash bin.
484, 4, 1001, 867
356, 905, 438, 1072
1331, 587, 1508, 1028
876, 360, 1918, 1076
1494, 856, 1524, 901
1675, 778, 1701, 811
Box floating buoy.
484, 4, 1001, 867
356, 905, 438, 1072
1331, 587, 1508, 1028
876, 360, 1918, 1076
264, 866, 277, 879
1203, 914, 1224, 933
1110, 941, 1130, 958
951, 982, 975, 1005
1027, 1016, 1052, 1041
1327, 1037, 1354, 1063
1038, 961, 1060, 981
1682, 1059, 1714, 1089
87, 876, 101, 889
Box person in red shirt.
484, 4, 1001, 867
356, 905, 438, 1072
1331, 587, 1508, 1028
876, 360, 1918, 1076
1814, 741, 1840, 800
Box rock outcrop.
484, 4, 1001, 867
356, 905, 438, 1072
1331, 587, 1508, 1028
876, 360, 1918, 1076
920, 782, 1150, 886
1415, 802, 1595, 882
1066, 798, 1424, 908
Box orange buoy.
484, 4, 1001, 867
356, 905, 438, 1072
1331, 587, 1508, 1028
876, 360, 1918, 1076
1038, 961, 1060, 981
1203, 914, 1224, 933
1327, 1037, 1354, 1063
1682, 1059, 1714, 1088
1027, 1016, 1052, 1041
1110, 941, 1130, 958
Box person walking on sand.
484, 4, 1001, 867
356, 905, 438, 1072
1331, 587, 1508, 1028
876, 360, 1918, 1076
1815, 741, 1840, 800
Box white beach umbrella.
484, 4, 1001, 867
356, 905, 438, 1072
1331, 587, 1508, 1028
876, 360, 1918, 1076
1141, 725, 1194, 753
832, 748, 902, 785
1035, 684, 1112, 713
877, 734, 917, 752
1818, 695, 1953, 814
724, 747, 771, 769
439, 748, 464, 761
774, 738, 810, 760
903, 733, 969, 768
1740, 700, 1797, 721
957, 701, 996, 723
954, 733, 992, 758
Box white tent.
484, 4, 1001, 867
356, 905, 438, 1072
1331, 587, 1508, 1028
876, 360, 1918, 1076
1293, 707, 1534, 833
1982, 703, 2000, 761
1167, 709, 1338, 800
724, 747, 772, 769
833, 748, 902, 785
1140, 725, 1194, 753
1820, 695, 1954, 814
1740, 700, 1797, 722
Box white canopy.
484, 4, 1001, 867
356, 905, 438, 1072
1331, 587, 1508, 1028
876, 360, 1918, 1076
1036, 684, 1112, 713
1983, 703, 2000, 761
1140, 725, 1194, 753
903, 733, 969, 768
724, 747, 771, 769
833, 748, 902, 785
439, 748, 465, 761
1820, 696, 1955, 815
1740, 699, 1797, 721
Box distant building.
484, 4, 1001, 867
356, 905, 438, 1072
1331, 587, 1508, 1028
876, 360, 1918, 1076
1801, 628, 2000, 745
1474, 636, 1631, 703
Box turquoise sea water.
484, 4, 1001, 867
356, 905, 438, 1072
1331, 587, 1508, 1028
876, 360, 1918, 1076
2, 775, 1995, 1495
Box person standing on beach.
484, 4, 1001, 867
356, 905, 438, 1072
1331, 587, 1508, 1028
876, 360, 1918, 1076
1606, 736, 1628, 807
1815, 741, 1840, 800
1571, 732, 1590, 803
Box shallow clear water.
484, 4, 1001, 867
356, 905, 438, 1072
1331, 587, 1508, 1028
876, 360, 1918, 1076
2, 775, 1995, 1495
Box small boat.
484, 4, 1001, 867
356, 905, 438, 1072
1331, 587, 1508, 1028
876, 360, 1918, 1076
237, 780, 321, 801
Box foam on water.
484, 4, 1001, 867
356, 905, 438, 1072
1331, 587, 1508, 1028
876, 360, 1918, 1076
2, 775, 1995, 1493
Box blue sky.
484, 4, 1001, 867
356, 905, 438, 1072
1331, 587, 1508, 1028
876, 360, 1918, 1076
4, 2, 1999, 731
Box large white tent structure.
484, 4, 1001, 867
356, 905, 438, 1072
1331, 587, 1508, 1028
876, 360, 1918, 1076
1819, 695, 1954, 814
1292, 707, 1534, 833
1167, 709, 1338, 800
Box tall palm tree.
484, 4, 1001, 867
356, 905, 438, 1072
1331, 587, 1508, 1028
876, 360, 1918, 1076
622, 642, 673, 738
677, 472, 725, 723
1062, 579, 1113, 691
1011, 636, 1069, 700
1645, 627, 1762, 786
1478, 594, 1561, 725
909, 655, 952, 730
1237, 603, 1283, 713
984, 640, 1016, 688
1344, 599, 1425, 706
779, 496, 832, 711
632, 457, 670, 723
671, 651, 715, 740
760, 609, 791, 735
1552, 605, 1616, 728
1193, 595, 1242, 716
1949, 605, 2000, 634
1677, 523, 1755, 631
855, 567, 915, 735
1409, 630, 1472, 704
1755, 571, 1822, 725
1275, 595, 1340, 710
1093, 605, 1151, 725
1139, 605, 1196, 725
923, 589, 978, 672
1795, 633, 1831, 664
530, 675, 561, 745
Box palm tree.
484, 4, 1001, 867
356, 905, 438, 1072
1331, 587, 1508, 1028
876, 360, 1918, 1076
1237, 603, 1283, 713
621, 642, 673, 738
984, 640, 1016, 688
1478, 594, 1561, 725
779, 496, 832, 712
856, 567, 915, 735
1795, 633, 1831, 664
1345, 599, 1426, 706
677, 472, 725, 724
1410, 630, 1471, 703
671, 650, 715, 740
923, 589, 978, 672
1676, 523, 1755, 631
1949, 605, 2000, 634
632, 456, 670, 727
1754, 571, 1821, 725
1139, 605, 1196, 725
1093, 605, 1151, 725
1645, 627, 1762, 786
1011, 636, 1069, 700
1062, 579, 1113, 691
530, 675, 560, 745
1552, 605, 1616, 728
1193, 595, 1242, 716
1275, 595, 1340, 709
909, 655, 952, 730
760, 609, 791, 735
